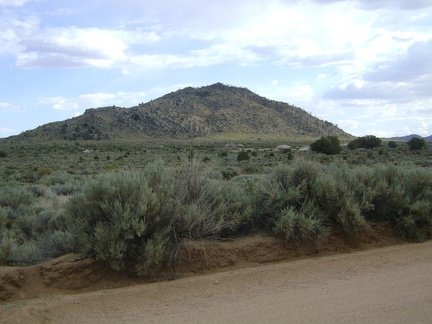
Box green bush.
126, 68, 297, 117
237, 151, 250, 162
52, 182, 80, 195
387, 141, 397, 148
0, 207, 10, 265
325, 163, 432, 240
348, 135, 382, 150
38, 168, 54, 177
221, 167, 239, 180
173, 160, 247, 239
254, 160, 321, 228
218, 151, 228, 157
0, 183, 76, 265
218, 178, 254, 234
39, 231, 75, 259
313, 166, 367, 236
407, 137, 426, 150
65, 160, 246, 275
273, 204, 327, 246
0, 187, 34, 211
8, 240, 43, 264
310, 136, 341, 155
65, 167, 174, 275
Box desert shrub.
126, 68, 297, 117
0, 150, 6, 158
348, 135, 382, 150
39, 231, 75, 259
31, 185, 49, 197
38, 167, 54, 177
310, 136, 341, 155
0, 187, 34, 212
65, 166, 174, 276
0, 188, 74, 265
313, 167, 367, 236
45, 209, 69, 231
173, 160, 242, 239
394, 172, 432, 241
289, 159, 321, 193
334, 196, 366, 235
0, 207, 10, 264
255, 169, 300, 227
218, 180, 254, 234
312, 172, 340, 217
254, 160, 321, 228
398, 199, 431, 242
21, 170, 38, 183
41, 170, 74, 185
8, 240, 43, 265
345, 164, 432, 239
220, 167, 239, 180
218, 151, 228, 157
369, 179, 408, 221
407, 137, 426, 150
273, 205, 327, 246
241, 163, 261, 174
397, 215, 421, 241
65, 159, 245, 275
361, 165, 410, 221
233, 174, 262, 195
51, 181, 80, 195
387, 141, 397, 148
237, 151, 250, 162
0, 240, 11, 265
404, 168, 432, 201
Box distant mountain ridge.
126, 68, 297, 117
2, 83, 353, 143
386, 134, 432, 142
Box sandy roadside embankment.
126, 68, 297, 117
1, 241, 431, 323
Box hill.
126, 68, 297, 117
386, 134, 432, 142
2, 83, 352, 143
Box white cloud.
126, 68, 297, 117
0, 102, 22, 112
3, 0, 431, 76
40, 93, 120, 111
311, 0, 432, 10
324, 39, 432, 103
318, 96, 432, 137
0, 102, 12, 110
39, 85, 190, 111
415, 121, 432, 136
14, 25, 166, 68
395, 121, 432, 137
125, 42, 261, 72
286, 84, 315, 100
17, 27, 129, 68
365, 40, 432, 85
0, 0, 32, 7
0, 13, 39, 55
0, 127, 16, 135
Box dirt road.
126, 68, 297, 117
2, 241, 431, 323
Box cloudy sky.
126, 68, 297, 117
1, 0, 431, 138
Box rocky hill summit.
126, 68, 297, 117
5, 83, 352, 142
